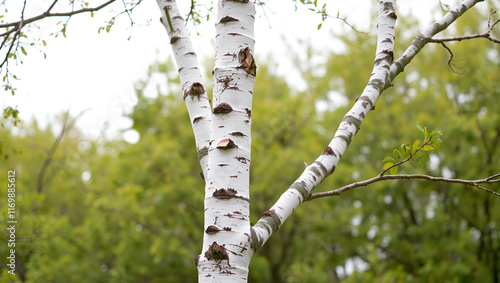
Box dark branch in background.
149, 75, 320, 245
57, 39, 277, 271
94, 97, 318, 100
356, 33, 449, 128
438, 41, 468, 74
0, 0, 116, 29
425, 10, 500, 73
36, 111, 86, 194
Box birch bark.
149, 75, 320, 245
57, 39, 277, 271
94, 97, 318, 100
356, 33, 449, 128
197, 0, 256, 281
157, 0, 212, 178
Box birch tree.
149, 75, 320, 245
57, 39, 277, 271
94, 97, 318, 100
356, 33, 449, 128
154, 0, 500, 280
1, 0, 500, 281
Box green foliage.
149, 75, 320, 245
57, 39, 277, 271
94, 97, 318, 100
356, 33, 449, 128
382, 124, 443, 175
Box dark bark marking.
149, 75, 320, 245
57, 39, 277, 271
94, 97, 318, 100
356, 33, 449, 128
223, 227, 232, 232
235, 156, 250, 164
184, 82, 205, 100
219, 15, 239, 23
170, 35, 180, 44
218, 76, 233, 90
205, 242, 228, 261
193, 116, 204, 123
342, 115, 362, 133
194, 255, 200, 266
230, 131, 246, 137
239, 47, 256, 76
250, 228, 262, 251
358, 96, 374, 109
322, 146, 336, 156
213, 102, 233, 115
217, 138, 238, 149
213, 188, 237, 199
336, 134, 352, 147
290, 181, 309, 200
313, 161, 330, 176
388, 12, 397, 19
206, 225, 221, 234
381, 49, 394, 64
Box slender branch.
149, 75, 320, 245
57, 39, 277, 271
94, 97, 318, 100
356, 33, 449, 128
308, 173, 500, 200
426, 10, 500, 44
156, 0, 211, 178
36, 111, 86, 194
437, 41, 468, 74
428, 31, 500, 44
0, 0, 117, 29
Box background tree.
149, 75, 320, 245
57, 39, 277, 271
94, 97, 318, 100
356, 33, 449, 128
0, 0, 498, 282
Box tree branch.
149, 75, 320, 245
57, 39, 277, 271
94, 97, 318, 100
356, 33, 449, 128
426, 10, 500, 44
36, 111, 86, 194
250, 0, 398, 251
308, 173, 500, 200
384, 0, 483, 89
156, 0, 211, 179
0, 0, 117, 29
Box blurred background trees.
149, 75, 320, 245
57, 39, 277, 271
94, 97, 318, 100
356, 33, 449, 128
1, 8, 499, 283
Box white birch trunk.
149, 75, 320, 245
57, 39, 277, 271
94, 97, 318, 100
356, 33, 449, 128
197, 1, 256, 281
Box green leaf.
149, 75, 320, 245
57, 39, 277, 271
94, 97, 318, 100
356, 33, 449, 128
412, 139, 420, 151
390, 165, 398, 175
21, 46, 27, 56
317, 23, 322, 30
383, 157, 395, 163
422, 145, 434, 151
415, 123, 424, 134
383, 162, 394, 170
393, 149, 401, 159
429, 130, 443, 138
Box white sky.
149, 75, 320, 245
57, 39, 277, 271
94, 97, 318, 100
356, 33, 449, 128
1, 0, 443, 142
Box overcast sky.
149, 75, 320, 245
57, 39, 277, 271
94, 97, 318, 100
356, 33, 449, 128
1, 0, 440, 143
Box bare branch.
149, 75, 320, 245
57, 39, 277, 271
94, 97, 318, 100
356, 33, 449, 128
438, 41, 468, 74
0, 0, 117, 29
308, 173, 500, 200
36, 111, 87, 194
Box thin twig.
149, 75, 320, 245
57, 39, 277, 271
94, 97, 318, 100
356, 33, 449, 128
308, 173, 500, 200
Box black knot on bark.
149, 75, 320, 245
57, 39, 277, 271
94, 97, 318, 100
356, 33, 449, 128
213, 102, 233, 115
213, 188, 238, 199
184, 82, 205, 99
205, 242, 228, 261
205, 225, 221, 235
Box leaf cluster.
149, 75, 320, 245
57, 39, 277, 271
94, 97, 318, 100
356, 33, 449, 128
382, 124, 443, 175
